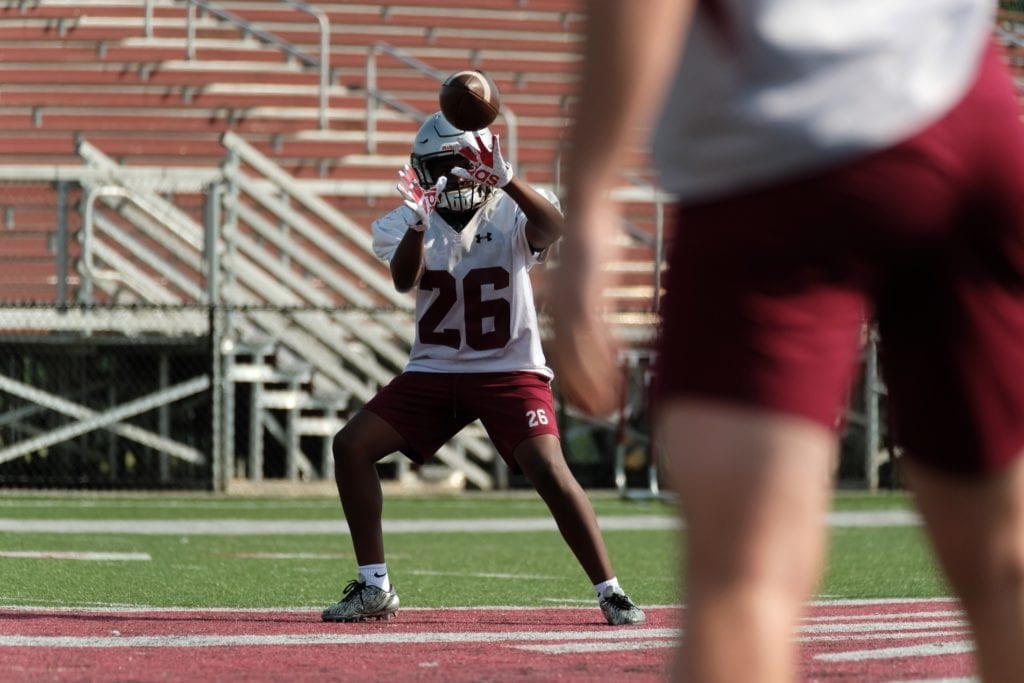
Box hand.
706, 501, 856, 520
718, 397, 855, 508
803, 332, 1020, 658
453, 133, 514, 188
548, 208, 623, 416
397, 164, 447, 231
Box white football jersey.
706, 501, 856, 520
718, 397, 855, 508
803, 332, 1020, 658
372, 189, 557, 378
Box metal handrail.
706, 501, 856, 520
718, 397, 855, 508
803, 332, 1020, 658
281, 0, 331, 131
221, 131, 413, 310
552, 144, 669, 306
79, 185, 132, 302
365, 42, 518, 169
624, 171, 666, 312
145, 0, 330, 130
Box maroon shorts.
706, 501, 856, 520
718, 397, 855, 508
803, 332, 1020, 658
363, 371, 560, 473
655, 43, 1024, 476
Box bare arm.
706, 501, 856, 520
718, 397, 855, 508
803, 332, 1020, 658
389, 165, 448, 292
453, 132, 562, 250
389, 226, 425, 293
551, 0, 696, 415
502, 176, 564, 252
564, 0, 694, 224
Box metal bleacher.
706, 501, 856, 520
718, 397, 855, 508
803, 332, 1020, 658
0, 0, 666, 491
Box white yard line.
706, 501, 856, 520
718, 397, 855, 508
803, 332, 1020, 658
826, 510, 920, 526
219, 552, 352, 560
407, 569, 561, 580
0, 599, 977, 667
0, 628, 680, 649
0, 551, 151, 561
0, 511, 921, 536
815, 640, 975, 662
0, 603, 681, 612
513, 640, 676, 654
809, 597, 959, 606
0, 618, 974, 658
799, 630, 969, 643
0, 500, 334, 510
800, 620, 967, 635
0, 516, 673, 535
803, 610, 963, 621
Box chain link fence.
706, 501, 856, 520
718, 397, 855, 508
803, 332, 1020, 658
0, 168, 488, 491
0, 303, 365, 491
0, 304, 213, 489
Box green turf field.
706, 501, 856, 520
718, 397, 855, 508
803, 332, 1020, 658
0, 491, 947, 610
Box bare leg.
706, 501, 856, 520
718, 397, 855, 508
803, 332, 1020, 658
331, 410, 408, 566
906, 455, 1024, 682
515, 434, 616, 583
660, 400, 836, 683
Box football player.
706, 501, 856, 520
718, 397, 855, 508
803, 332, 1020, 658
321, 112, 645, 627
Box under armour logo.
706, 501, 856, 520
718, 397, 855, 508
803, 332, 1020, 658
474, 232, 493, 243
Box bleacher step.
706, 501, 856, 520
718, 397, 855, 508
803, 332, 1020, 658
229, 363, 312, 385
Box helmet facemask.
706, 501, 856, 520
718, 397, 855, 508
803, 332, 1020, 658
410, 113, 495, 213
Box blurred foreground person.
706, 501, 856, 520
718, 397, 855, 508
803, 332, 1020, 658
552, 1, 1024, 680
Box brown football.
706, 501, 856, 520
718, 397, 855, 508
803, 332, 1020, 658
439, 70, 501, 131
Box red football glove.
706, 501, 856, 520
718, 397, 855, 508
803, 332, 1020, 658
452, 133, 514, 188
397, 164, 447, 231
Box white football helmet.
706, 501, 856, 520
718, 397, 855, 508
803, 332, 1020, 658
410, 112, 494, 212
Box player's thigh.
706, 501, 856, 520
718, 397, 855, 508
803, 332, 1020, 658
360, 371, 468, 464
468, 372, 561, 473
658, 400, 835, 584
905, 455, 1024, 594
657, 187, 869, 430
874, 61, 1024, 476
877, 264, 1024, 475
513, 433, 572, 486
332, 408, 409, 465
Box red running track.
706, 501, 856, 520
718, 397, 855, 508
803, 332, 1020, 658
0, 599, 973, 681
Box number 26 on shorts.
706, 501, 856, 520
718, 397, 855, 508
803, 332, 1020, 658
526, 409, 549, 428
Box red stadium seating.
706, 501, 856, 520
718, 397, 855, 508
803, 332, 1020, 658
0, 0, 663, 330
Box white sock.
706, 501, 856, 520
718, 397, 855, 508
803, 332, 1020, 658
594, 577, 620, 599
358, 563, 390, 591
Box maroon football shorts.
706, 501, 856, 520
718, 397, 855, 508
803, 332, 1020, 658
363, 371, 560, 473
655, 42, 1024, 476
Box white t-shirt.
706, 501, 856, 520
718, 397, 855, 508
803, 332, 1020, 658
654, 0, 994, 201
372, 189, 556, 378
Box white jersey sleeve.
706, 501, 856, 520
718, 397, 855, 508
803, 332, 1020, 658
371, 207, 410, 263
515, 188, 559, 267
